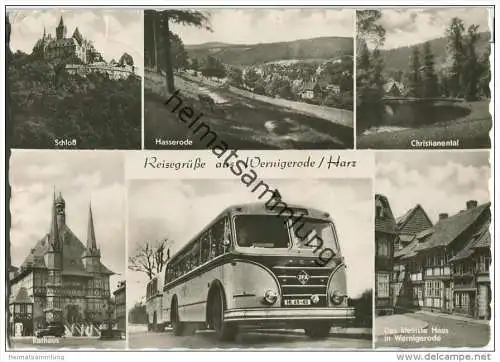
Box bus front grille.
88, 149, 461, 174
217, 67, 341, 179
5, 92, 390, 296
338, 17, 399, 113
272, 266, 331, 308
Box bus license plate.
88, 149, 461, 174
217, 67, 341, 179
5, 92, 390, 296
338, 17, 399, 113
284, 299, 311, 306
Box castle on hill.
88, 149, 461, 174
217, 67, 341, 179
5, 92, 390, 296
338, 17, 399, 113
32, 16, 136, 80
33, 16, 100, 64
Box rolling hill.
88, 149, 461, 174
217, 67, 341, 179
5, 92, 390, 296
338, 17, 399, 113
381, 32, 491, 74
185, 36, 354, 66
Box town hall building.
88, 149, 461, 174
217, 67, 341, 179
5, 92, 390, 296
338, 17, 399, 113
8, 191, 114, 336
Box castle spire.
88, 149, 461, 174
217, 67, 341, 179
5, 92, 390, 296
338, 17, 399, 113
56, 15, 67, 40
48, 190, 60, 250
87, 202, 97, 250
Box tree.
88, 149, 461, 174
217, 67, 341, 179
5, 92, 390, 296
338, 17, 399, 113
227, 66, 243, 87
406, 47, 422, 97
128, 239, 172, 280
201, 55, 226, 78
371, 48, 384, 88
445, 17, 466, 97
128, 302, 148, 325
356, 10, 386, 133
350, 289, 372, 327
477, 49, 490, 98
356, 10, 386, 51
420, 42, 439, 98
169, 32, 188, 71
463, 24, 481, 100
244, 68, 261, 89
118, 52, 134, 67
147, 10, 212, 95
391, 70, 404, 83
190, 57, 199, 71
278, 80, 293, 99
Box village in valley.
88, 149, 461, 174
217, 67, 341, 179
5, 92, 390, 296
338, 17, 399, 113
180, 54, 353, 110
144, 9, 355, 150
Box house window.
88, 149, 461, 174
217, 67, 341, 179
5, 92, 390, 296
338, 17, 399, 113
479, 255, 491, 273
376, 273, 390, 298
377, 237, 389, 257
426, 255, 432, 267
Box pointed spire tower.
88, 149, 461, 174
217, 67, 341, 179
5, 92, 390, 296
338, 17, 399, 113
86, 202, 99, 252
48, 189, 60, 251
56, 15, 67, 40
83, 200, 101, 273
44, 188, 63, 324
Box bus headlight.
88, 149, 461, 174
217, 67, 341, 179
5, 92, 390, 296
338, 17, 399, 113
330, 291, 345, 305
263, 290, 278, 305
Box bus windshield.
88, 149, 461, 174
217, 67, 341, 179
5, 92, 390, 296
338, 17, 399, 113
290, 218, 339, 254
234, 215, 290, 248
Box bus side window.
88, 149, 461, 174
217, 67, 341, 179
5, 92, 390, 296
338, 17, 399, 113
192, 240, 201, 268
200, 232, 210, 263
211, 218, 225, 257
224, 218, 233, 251
183, 255, 190, 273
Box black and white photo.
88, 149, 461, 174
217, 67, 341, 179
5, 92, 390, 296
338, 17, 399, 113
6, 10, 143, 149
144, 9, 354, 150
7, 151, 127, 350
374, 151, 491, 348
356, 8, 492, 149
127, 178, 372, 349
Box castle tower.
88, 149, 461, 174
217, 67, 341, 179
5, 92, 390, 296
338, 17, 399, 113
44, 191, 63, 324
56, 16, 67, 40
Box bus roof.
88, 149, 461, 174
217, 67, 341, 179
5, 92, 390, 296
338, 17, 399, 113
221, 202, 332, 220
165, 202, 333, 266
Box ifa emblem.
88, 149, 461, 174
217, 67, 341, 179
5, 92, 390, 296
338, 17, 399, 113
297, 270, 310, 285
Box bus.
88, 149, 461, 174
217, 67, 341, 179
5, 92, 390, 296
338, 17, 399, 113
146, 272, 165, 332
159, 202, 355, 341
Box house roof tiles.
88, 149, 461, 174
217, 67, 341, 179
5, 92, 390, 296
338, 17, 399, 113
413, 202, 490, 253
375, 194, 397, 234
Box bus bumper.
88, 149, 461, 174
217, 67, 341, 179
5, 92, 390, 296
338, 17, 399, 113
224, 307, 355, 323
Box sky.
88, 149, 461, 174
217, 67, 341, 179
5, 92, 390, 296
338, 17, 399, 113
169, 9, 354, 45
9, 150, 126, 292
376, 151, 490, 224
375, 8, 491, 49
128, 178, 373, 307
8, 9, 144, 69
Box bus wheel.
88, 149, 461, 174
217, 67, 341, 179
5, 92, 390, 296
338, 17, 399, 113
171, 299, 185, 336
211, 287, 237, 341
304, 322, 331, 339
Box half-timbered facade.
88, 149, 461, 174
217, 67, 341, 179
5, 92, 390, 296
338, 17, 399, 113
392, 200, 491, 320
8, 192, 114, 336
374, 194, 397, 315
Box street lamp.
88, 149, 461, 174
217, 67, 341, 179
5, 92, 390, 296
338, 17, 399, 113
100, 298, 116, 340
